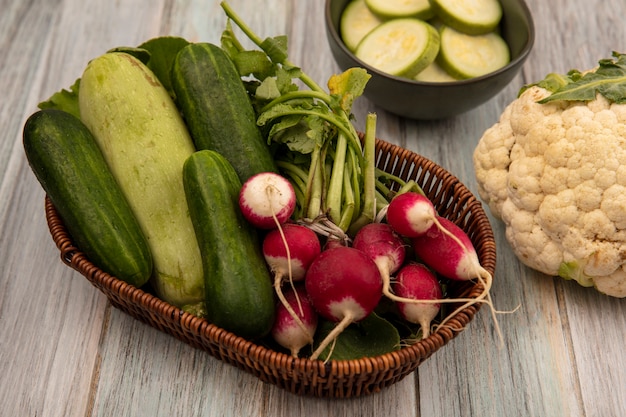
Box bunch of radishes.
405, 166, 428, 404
238, 171, 494, 361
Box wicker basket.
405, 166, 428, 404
44, 137, 496, 398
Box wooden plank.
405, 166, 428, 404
564, 285, 626, 417
91, 309, 418, 416
2, 0, 626, 416
0, 151, 108, 417
0, 2, 104, 417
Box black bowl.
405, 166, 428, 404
325, 0, 535, 120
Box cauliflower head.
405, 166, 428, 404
473, 83, 626, 298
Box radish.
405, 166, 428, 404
386, 191, 439, 237
386, 192, 503, 343
352, 222, 451, 330
411, 216, 503, 342
393, 262, 442, 338
352, 222, 407, 299
305, 246, 383, 360
270, 285, 318, 358
263, 223, 321, 282
385, 191, 492, 301
239, 171, 296, 229
412, 216, 490, 283
323, 236, 347, 250
263, 223, 321, 341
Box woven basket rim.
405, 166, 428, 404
44, 136, 496, 396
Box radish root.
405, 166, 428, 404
268, 187, 314, 344
296, 214, 351, 246
380, 202, 512, 346
310, 311, 354, 360
428, 216, 507, 346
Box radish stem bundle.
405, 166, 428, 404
221, 2, 384, 234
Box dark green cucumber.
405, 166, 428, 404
183, 150, 275, 339
172, 42, 277, 183
23, 109, 152, 287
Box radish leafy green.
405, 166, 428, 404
314, 313, 400, 361
220, 1, 385, 235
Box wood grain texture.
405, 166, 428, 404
1, 0, 625, 416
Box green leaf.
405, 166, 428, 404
231, 50, 275, 80
314, 312, 401, 361
263, 108, 328, 155
537, 52, 626, 103
274, 65, 301, 95
327, 68, 371, 114
107, 46, 152, 64
260, 35, 289, 64
137, 36, 190, 96
38, 78, 81, 118
220, 20, 244, 56
255, 77, 282, 101
529, 72, 577, 94
268, 115, 316, 153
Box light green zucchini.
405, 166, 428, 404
78, 52, 203, 309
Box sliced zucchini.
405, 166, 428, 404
340, 0, 383, 52
365, 0, 435, 20
437, 25, 510, 79
430, 0, 502, 35
414, 60, 459, 82
355, 18, 440, 79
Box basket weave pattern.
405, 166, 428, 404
45, 138, 496, 398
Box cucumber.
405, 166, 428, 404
183, 150, 275, 339
437, 25, 510, 79
340, 0, 383, 52
23, 109, 152, 287
365, 0, 435, 20
171, 42, 278, 184
355, 18, 440, 78
430, 0, 502, 35
78, 52, 204, 309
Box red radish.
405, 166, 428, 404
393, 262, 442, 338
387, 192, 502, 342
386, 192, 493, 312
271, 285, 318, 358
239, 172, 296, 229
305, 246, 383, 360
263, 223, 321, 340
263, 223, 321, 282
352, 222, 406, 299
352, 222, 450, 317
411, 216, 502, 342
412, 216, 489, 283
323, 236, 348, 250
386, 191, 439, 237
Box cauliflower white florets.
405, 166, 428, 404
473, 85, 626, 298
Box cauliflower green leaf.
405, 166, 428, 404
558, 261, 595, 288
533, 51, 626, 104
